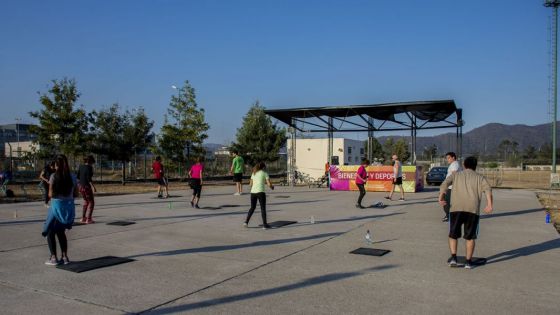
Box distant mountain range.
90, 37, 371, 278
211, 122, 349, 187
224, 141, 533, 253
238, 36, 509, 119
378, 122, 557, 156
204, 122, 557, 157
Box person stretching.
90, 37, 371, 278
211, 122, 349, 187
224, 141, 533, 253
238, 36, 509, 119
244, 162, 274, 230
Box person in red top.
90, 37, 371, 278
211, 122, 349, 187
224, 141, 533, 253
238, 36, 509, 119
188, 156, 204, 208
355, 158, 370, 209
152, 156, 169, 198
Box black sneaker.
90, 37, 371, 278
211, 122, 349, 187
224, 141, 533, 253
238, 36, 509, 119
464, 261, 473, 269
262, 224, 272, 230
448, 256, 458, 267
355, 204, 365, 209
442, 216, 449, 222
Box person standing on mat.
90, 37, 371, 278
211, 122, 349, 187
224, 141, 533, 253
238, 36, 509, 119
441, 152, 462, 222
439, 156, 493, 270
39, 161, 55, 208
385, 154, 405, 201
152, 156, 169, 198
77, 155, 97, 224
244, 162, 273, 230
355, 158, 370, 209
230, 150, 244, 195
42, 154, 76, 266
188, 156, 204, 209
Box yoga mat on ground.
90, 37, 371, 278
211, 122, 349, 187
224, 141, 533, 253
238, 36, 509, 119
350, 248, 391, 256
106, 221, 136, 226
260, 221, 297, 228
57, 256, 135, 273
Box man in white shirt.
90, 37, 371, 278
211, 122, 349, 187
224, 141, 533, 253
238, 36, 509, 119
442, 152, 462, 222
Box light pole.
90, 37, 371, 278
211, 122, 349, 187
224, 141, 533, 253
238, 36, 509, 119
545, 0, 560, 174
15, 118, 21, 158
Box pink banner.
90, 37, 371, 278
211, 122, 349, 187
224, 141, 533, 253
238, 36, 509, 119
329, 165, 424, 192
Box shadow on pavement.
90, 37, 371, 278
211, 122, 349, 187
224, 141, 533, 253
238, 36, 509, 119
144, 265, 399, 314
128, 232, 343, 259
486, 238, 560, 264
481, 208, 544, 220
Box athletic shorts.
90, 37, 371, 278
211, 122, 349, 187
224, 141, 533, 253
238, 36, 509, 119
233, 173, 243, 183
393, 177, 403, 185
449, 211, 480, 240
157, 177, 166, 186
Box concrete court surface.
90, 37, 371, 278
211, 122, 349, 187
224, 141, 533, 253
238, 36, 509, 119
0, 185, 558, 315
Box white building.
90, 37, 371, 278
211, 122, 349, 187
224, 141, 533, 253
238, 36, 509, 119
4, 141, 37, 157
287, 138, 365, 180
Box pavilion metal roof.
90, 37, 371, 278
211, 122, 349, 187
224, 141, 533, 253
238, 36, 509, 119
264, 100, 462, 132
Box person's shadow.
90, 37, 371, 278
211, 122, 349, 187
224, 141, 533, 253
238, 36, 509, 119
486, 238, 560, 264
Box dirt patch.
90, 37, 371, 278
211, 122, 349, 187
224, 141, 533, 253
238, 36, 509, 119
536, 191, 560, 234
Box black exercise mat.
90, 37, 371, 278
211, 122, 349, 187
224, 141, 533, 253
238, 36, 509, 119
449, 256, 487, 266
260, 220, 297, 228
200, 206, 222, 210
57, 256, 135, 273
220, 204, 240, 208
350, 247, 391, 256
150, 195, 180, 199
368, 204, 387, 209
106, 221, 136, 226
274, 195, 291, 198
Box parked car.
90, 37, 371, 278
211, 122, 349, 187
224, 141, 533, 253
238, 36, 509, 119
426, 166, 448, 186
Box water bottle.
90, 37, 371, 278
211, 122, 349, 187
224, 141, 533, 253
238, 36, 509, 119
546, 212, 551, 224
365, 229, 372, 245
310, 216, 315, 224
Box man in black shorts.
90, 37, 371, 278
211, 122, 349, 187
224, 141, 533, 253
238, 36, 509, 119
438, 156, 493, 269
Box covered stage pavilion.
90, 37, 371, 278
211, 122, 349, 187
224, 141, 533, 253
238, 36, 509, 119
264, 100, 464, 185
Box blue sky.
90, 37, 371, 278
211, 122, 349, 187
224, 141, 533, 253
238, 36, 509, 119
0, 0, 553, 144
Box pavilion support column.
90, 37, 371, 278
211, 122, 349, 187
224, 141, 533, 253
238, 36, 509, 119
289, 119, 297, 187
328, 116, 334, 165
367, 117, 374, 162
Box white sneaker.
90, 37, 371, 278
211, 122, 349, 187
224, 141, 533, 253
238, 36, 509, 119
234, 192, 241, 196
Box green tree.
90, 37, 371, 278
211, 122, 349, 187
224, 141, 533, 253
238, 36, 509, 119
382, 138, 395, 163
28, 78, 89, 158
230, 101, 287, 166
363, 138, 384, 162
523, 145, 537, 160
422, 144, 438, 161
156, 81, 209, 171
89, 104, 154, 185
393, 138, 411, 163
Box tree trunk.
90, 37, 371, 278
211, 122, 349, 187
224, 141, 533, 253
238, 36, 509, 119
121, 161, 126, 185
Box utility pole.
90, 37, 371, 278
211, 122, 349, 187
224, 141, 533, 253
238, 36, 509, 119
545, 0, 560, 174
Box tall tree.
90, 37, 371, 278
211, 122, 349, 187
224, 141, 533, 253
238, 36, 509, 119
423, 144, 438, 161
156, 81, 209, 168
363, 138, 384, 162
230, 101, 286, 166
89, 104, 154, 184
392, 138, 411, 163
28, 78, 89, 158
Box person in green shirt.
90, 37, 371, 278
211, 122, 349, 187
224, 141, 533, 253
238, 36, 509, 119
230, 150, 245, 195
243, 161, 274, 230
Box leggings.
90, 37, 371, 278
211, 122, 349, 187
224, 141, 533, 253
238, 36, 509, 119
47, 228, 67, 256
245, 192, 267, 225
79, 185, 95, 220
191, 179, 202, 198
42, 183, 50, 204
357, 184, 366, 205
